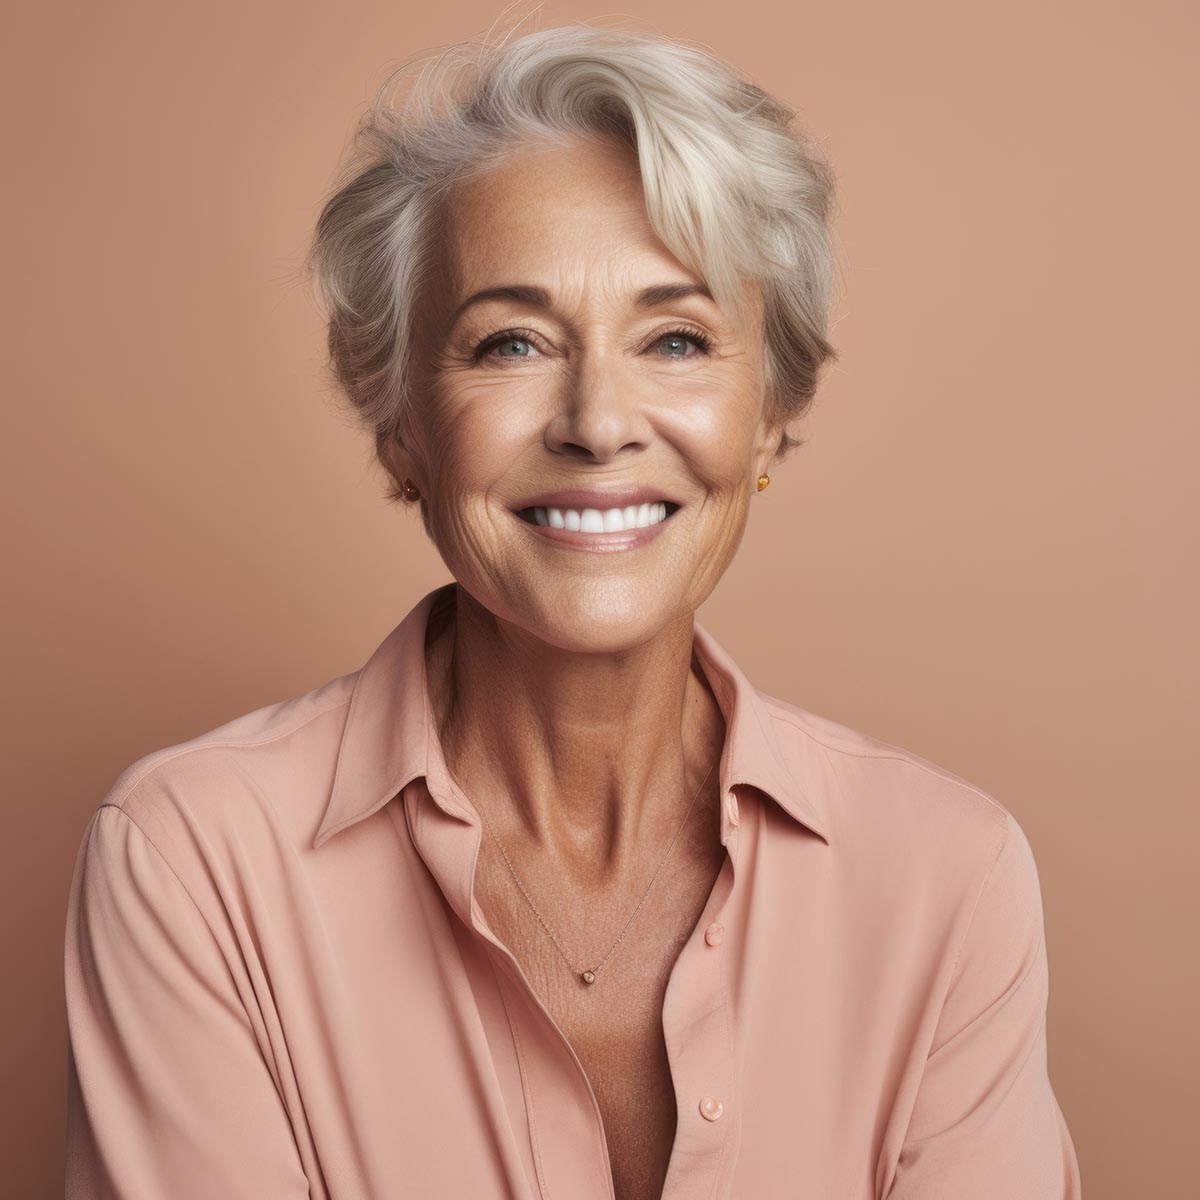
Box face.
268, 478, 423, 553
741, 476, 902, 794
387, 134, 784, 653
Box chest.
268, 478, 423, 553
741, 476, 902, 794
470, 814, 727, 1200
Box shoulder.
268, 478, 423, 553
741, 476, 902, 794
88, 668, 358, 887
759, 693, 1050, 968
760, 691, 1023, 886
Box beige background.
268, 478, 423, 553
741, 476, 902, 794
6, 0, 1196, 1194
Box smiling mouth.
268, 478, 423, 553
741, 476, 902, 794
514, 501, 681, 532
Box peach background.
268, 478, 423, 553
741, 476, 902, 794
6, 0, 1196, 1194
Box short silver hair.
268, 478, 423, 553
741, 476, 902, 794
303, 22, 840, 503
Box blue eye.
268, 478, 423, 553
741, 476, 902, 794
474, 331, 539, 362
493, 337, 533, 358
656, 329, 712, 357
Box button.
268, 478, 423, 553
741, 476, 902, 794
704, 921, 725, 946
725, 793, 739, 828
699, 1096, 725, 1121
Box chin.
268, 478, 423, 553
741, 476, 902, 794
507, 585, 687, 653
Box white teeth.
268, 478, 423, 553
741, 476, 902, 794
526, 503, 672, 532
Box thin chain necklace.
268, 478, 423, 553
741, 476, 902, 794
474, 758, 718, 988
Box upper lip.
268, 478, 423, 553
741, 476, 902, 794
510, 485, 681, 512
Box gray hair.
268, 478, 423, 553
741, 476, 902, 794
303, 21, 840, 504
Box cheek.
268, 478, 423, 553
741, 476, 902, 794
419, 412, 530, 551
425, 386, 528, 493
672, 384, 762, 490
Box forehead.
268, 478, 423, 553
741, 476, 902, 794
440, 136, 687, 292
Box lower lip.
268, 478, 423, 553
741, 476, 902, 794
511, 508, 679, 553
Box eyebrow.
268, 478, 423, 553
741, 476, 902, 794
447, 281, 715, 328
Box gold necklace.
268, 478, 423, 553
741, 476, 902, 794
474, 759, 717, 987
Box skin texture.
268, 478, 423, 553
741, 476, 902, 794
383, 133, 786, 1200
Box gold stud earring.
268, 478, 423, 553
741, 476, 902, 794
401, 478, 421, 502
756, 474, 771, 492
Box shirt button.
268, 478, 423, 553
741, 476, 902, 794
699, 1096, 725, 1121
704, 921, 725, 946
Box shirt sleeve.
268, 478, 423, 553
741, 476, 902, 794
885, 811, 1082, 1200
64, 803, 312, 1199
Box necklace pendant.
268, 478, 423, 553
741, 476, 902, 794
581, 970, 596, 985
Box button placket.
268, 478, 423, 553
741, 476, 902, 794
657, 777, 754, 1199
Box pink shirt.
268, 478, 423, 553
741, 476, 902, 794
64, 582, 1081, 1198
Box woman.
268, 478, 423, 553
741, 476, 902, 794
63, 23, 1081, 1200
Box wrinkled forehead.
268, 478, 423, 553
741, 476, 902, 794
433, 136, 671, 308
420, 133, 762, 343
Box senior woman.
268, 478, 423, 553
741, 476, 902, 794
63, 23, 1081, 1200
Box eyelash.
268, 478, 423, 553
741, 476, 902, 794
472, 324, 713, 364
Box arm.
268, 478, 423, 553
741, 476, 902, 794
885, 812, 1082, 1199
64, 804, 312, 1198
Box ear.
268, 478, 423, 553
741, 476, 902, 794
751, 410, 788, 483
379, 433, 424, 495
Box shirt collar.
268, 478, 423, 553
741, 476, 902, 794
313, 582, 831, 850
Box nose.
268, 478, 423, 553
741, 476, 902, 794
543, 351, 648, 462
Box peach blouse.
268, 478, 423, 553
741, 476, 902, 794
64, 581, 1081, 1198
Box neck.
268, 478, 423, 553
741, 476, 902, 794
424, 584, 725, 886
